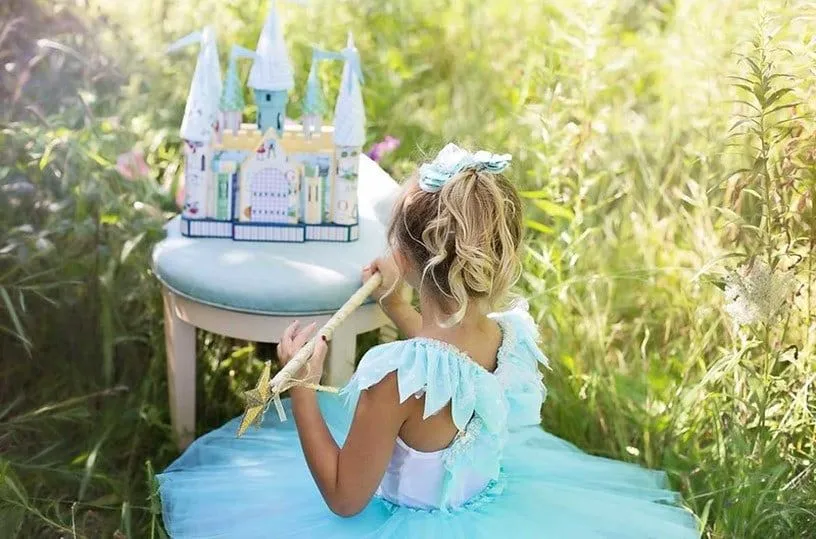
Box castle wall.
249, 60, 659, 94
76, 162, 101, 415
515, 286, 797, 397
219, 110, 243, 134
182, 140, 211, 219
332, 146, 360, 225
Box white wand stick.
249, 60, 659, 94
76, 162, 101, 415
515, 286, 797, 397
237, 273, 383, 435
270, 273, 382, 392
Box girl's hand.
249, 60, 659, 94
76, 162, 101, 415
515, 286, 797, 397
362, 255, 404, 305
277, 321, 328, 385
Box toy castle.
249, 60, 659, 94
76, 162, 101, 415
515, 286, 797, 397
170, 2, 365, 243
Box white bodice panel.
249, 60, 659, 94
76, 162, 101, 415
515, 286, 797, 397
376, 437, 490, 510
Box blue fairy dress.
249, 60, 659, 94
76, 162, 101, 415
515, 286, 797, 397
158, 304, 699, 538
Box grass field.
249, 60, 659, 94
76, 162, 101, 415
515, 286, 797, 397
0, 0, 814, 537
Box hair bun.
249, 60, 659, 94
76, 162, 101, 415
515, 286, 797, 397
388, 160, 523, 327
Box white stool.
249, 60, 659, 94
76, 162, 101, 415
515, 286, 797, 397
154, 156, 400, 448
160, 286, 389, 448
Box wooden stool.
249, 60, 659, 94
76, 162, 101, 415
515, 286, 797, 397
153, 156, 399, 448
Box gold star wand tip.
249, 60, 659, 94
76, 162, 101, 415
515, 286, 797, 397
236, 361, 272, 437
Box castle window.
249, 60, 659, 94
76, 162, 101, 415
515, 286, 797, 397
200, 155, 205, 171
266, 94, 271, 102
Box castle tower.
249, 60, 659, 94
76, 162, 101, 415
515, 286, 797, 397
248, 0, 294, 136
331, 33, 366, 226
302, 57, 326, 138
168, 26, 222, 219
219, 45, 257, 135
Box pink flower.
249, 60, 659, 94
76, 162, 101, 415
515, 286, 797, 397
115, 150, 150, 180
175, 181, 186, 210
366, 136, 401, 162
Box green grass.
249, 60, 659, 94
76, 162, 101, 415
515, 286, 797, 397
1, 0, 814, 537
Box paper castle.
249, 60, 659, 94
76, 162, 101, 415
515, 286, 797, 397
171, 2, 366, 243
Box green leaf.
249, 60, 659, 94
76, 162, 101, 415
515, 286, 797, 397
120, 232, 146, 265
743, 188, 763, 200
524, 219, 554, 235
763, 87, 793, 107
0, 287, 29, 351
1, 461, 28, 504
39, 137, 62, 170
0, 395, 22, 421
533, 199, 574, 220
85, 150, 112, 167
712, 206, 743, 224
726, 167, 752, 179
732, 83, 756, 96
698, 498, 714, 537
0, 464, 26, 537
121, 501, 133, 539
765, 102, 799, 116
741, 56, 764, 78
740, 224, 763, 234
728, 117, 759, 134
727, 75, 758, 86
775, 115, 808, 125
101, 214, 120, 225
78, 428, 112, 502
518, 190, 551, 199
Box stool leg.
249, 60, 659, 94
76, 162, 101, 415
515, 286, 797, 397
163, 290, 197, 449
326, 330, 357, 387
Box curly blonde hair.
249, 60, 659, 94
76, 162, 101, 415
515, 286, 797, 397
388, 165, 524, 327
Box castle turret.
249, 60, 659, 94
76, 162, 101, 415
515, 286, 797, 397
168, 26, 222, 219
302, 57, 326, 138
219, 45, 257, 135
248, 0, 294, 136
170, 26, 222, 144
331, 33, 365, 226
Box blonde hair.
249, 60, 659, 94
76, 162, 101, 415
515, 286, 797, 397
388, 165, 523, 327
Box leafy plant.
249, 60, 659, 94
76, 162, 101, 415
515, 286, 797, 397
1, 0, 814, 537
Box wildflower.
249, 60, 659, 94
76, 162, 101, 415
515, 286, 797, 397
175, 183, 186, 210
115, 149, 150, 180
366, 135, 400, 162
723, 259, 796, 326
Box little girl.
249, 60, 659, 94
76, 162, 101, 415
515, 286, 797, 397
158, 144, 698, 538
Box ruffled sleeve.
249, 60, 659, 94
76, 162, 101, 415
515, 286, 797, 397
340, 339, 506, 435
490, 300, 550, 429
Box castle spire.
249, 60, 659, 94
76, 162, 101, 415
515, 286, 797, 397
248, 0, 294, 92
248, 1, 294, 135
333, 32, 365, 147
221, 45, 257, 113
219, 45, 257, 133
169, 26, 222, 143
302, 56, 326, 136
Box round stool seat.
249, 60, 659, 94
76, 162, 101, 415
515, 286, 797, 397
152, 156, 400, 315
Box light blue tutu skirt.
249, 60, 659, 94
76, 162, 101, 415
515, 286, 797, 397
158, 394, 699, 538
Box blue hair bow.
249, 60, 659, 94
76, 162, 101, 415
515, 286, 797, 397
418, 143, 512, 193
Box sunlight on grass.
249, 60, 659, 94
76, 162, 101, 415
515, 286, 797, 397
0, 0, 814, 537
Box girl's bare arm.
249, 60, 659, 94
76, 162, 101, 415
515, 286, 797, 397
291, 372, 407, 516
